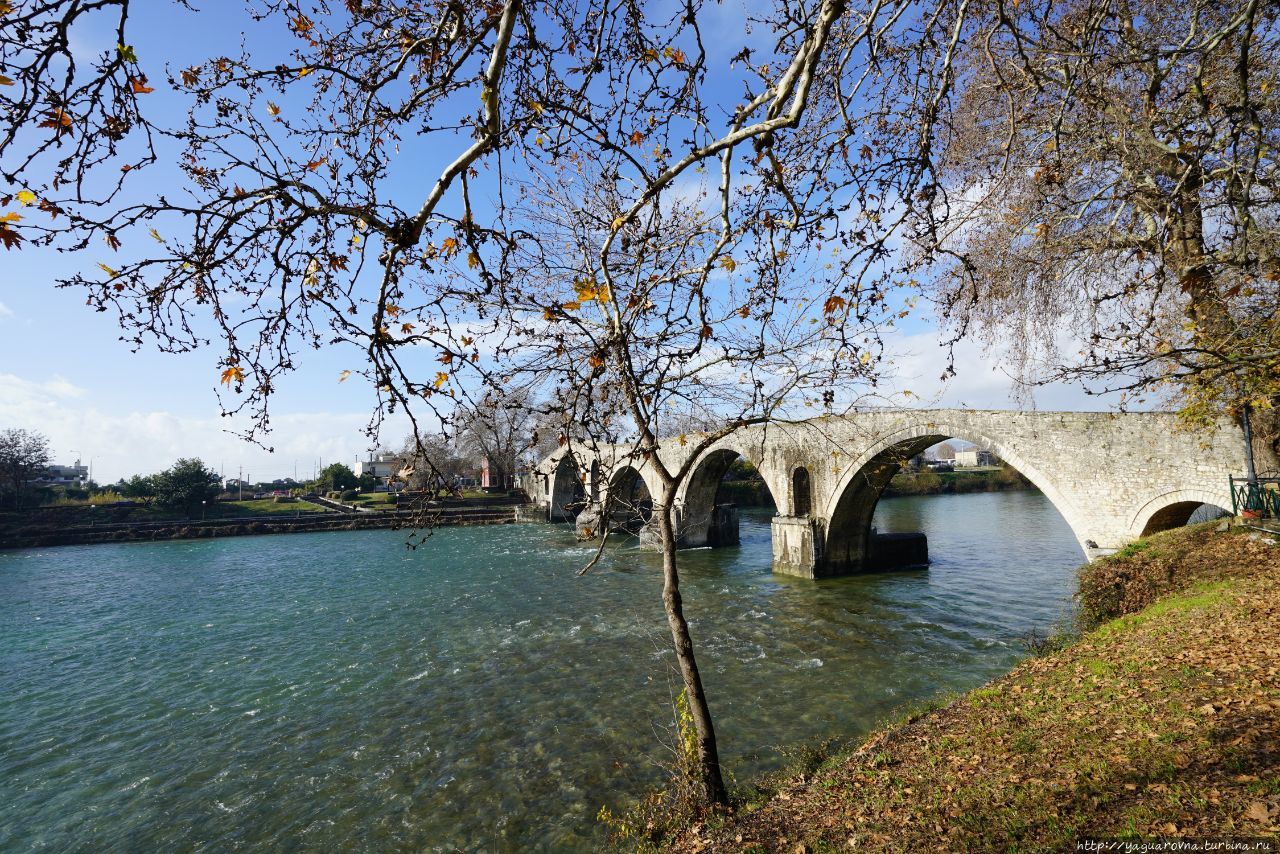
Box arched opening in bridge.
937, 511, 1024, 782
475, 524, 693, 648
548, 456, 585, 522
679, 451, 777, 548
606, 466, 653, 534
792, 467, 812, 516
824, 434, 1065, 574
1140, 501, 1231, 536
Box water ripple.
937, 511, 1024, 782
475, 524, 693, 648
0, 492, 1079, 851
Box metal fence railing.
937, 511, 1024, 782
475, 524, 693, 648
1229, 476, 1280, 518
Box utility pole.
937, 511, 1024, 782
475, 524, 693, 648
239, 465, 244, 501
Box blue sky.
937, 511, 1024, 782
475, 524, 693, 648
0, 1, 1117, 484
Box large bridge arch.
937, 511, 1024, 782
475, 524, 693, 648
820, 421, 1093, 572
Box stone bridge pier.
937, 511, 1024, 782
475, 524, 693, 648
522, 410, 1245, 579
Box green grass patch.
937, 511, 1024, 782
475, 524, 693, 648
1113, 539, 1153, 560
223, 498, 331, 515
1090, 581, 1231, 640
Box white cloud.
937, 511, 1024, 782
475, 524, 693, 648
877, 330, 1127, 412
0, 301, 13, 319
0, 373, 85, 400
0, 372, 413, 483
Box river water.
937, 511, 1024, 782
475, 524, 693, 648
1, 491, 1082, 851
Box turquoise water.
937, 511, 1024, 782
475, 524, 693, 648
1, 491, 1082, 851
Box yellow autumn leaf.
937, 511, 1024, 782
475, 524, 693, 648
267, 102, 281, 116
97, 262, 118, 276
859, 351, 872, 365
149, 228, 164, 243
434, 371, 449, 389
562, 300, 581, 311
338, 370, 352, 382
297, 67, 314, 77
0, 75, 14, 86
467, 251, 479, 269
0, 212, 21, 223
220, 365, 245, 386
719, 256, 737, 272
15, 190, 35, 206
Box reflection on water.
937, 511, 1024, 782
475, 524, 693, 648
0, 490, 1081, 851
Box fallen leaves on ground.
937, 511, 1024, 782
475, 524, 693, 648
676, 523, 1280, 852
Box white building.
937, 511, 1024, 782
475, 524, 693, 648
37, 461, 89, 488
955, 449, 998, 467
356, 453, 405, 480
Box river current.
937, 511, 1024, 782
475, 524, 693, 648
1, 490, 1082, 851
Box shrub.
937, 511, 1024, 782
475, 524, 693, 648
340, 489, 360, 501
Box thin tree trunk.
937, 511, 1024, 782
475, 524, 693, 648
657, 495, 730, 806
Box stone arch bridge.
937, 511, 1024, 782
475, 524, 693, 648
522, 410, 1244, 578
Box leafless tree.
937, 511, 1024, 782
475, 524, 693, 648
453, 386, 540, 488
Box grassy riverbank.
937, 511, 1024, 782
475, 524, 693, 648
664, 522, 1280, 851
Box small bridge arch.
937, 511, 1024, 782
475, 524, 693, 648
1130, 489, 1234, 538
548, 455, 585, 522
674, 439, 782, 548
602, 464, 657, 534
